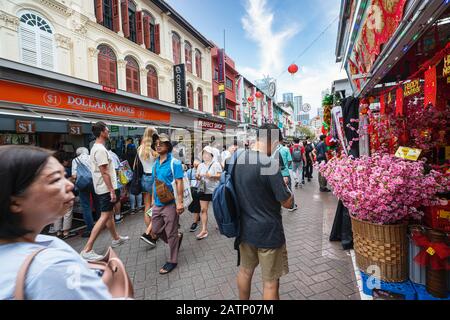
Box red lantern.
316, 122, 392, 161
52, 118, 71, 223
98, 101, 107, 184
247, 96, 254, 103
288, 64, 299, 75
255, 91, 263, 100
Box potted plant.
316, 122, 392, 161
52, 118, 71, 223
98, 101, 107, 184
319, 153, 449, 282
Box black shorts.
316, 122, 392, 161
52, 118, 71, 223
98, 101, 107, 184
198, 193, 213, 202
98, 189, 121, 213
188, 188, 201, 214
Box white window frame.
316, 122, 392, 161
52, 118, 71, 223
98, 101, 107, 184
18, 11, 56, 71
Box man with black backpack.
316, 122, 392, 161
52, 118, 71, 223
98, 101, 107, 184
290, 138, 307, 188
233, 124, 294, 300
303, 137, 315, 182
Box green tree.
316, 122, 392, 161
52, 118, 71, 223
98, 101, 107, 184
295, 125, 315, 140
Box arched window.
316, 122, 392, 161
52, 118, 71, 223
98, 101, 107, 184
187, 83, 194, 108
19, 12, 55, 70
197, 87, 203, 111
97, 44, 117, 88
195, 49, 202, 79
125, 56, 140, 94
121, 0, 137, 43
147, 65, 158, 99
185, 41, 192, 73
172, 32, 181, 65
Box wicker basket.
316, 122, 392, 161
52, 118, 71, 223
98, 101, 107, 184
351, 216, 408, 282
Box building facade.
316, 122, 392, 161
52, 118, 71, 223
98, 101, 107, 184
293, 95, 303, 122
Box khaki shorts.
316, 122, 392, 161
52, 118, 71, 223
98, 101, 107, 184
239, 242, 289, 282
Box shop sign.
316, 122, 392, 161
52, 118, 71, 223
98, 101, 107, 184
16, 120, 35, 133
198, 119, 225, 131
0, 80, 170, 123
68, 123, 82, 135
173, 64, 186, 107
395, 146, 422, 161
218, 84, 225, 93
217, 49, 225, 83
443, 54, 450, 83
102, 86, 116, 94
110, 126, 119, 133
403, 79, 421, 97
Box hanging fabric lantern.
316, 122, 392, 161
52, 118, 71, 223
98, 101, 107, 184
255, 91, 263, 100
247, 95, 254, 103
288, 64, 299, 75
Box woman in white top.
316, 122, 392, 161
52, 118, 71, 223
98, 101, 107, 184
195, 146, 222, 240
137, 127, 159, 247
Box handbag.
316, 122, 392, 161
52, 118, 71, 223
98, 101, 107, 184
154, 164, 175, 204
197, 162, 214, 195
129, 156, 142, 196
15, 247, 134, 300
118, 161, 133, 185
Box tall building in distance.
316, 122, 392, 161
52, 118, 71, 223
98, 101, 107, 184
282, 93, 294, 105
293, 96, 303, 123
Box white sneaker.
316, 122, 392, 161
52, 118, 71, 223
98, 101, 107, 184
81, 250, 104, 261
112, 235, 129, 248
288, 204, 298, 212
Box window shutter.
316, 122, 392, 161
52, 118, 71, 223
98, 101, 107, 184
109, 59, 117, 88
98, 54, 109, 86
95, 0, 104, 23
185, 46, 192, 73
121, 0, 130, 38
132, 68, 139, 94
198, 90, 203, 111
154, 24, 160, 55
143, 16, 150, 49
112, 0, 120, 32
196, 53, 202, 78
20, 25, 38, 67
39, 32, 54, 70
136, 11, 143, 45
126, 66, 132, 92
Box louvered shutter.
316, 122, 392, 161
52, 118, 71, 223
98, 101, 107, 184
95, 0, 104, 23
20, 24, 38, 67
98, 54, 109, 86
132, 68, 139, 94
109, 59, 117, 88
154, 24, 160, 55
112, 0, 120, 32
121, 0, 130, 38
126, 66, 132, 92
136, 11, 143, 45
39, 32, 54, 70
143, 16, 150, 49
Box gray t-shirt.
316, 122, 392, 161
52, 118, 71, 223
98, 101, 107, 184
234, 150, 291, 249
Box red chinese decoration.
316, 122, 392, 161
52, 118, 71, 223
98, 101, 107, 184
380, 94, 386, 115
288, 64, 299, 75
395, 86, 404, 116
412, 232, 450, 271
247, 95, 254, 103
424, 66, 437, 108
255, 91, 263, 100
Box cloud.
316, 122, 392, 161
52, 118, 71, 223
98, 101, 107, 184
241, 0, 300, 76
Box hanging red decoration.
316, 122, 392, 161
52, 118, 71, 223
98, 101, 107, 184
288, 64, 299, 75
412, 232, 450, 271
247, 95, 254, 103
255, 91, 263, 100
424, 66, 437, 108
380, 94, 386, 115
395, 87, 404, 116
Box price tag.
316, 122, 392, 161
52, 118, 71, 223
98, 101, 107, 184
438, 210, 450, 220
395, 147, 422, 161
426, 247, 436, 256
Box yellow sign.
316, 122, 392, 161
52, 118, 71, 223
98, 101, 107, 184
219, 110, 226, 117
218, 84, 225, 93
426, 247, 436, 256
395, 146, 422, 161
443, 54, 450, 77
439, 210, 450, 220
445, 146, 450, 160
404, 79, 421, 97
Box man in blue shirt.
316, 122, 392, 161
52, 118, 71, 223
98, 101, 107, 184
151, 134, 185, 275
316, 135, 331, 192
274, 138, 298, 212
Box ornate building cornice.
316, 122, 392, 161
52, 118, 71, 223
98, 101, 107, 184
88, 47, 99, 58
0, 10, 20, 31
55, 33, 72, 49
39, 0, 72, 17
117, 59, 127, 68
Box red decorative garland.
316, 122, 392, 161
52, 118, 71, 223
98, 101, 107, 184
412, 232, 450, 271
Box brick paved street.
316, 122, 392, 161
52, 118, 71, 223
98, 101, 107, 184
66, 176, 360, 300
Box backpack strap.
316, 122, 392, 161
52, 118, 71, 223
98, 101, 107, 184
14, 247, 47, 300
229, 150, 244, 267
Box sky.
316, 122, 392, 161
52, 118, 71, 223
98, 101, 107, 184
167, 0, 347, 116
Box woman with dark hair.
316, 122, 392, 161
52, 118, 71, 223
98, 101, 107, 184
0, 145, 111, 299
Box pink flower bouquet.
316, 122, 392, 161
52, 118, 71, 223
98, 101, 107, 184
319, 154, 450, 225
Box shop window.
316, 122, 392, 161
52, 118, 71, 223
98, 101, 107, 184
121, 0, 137, 43
97, 44, 117, 88
143, 12, 160, 54
187, 83, 194, 108
185, 41, 192, 73
197, 87, 203, 111
226, 77, 233, 90
172, 32, 181, 65
147, 65, 158, 99
195, 49, 202, 79
125, 56, 140, 94
214, 69, 218, 81
19, 12, 55, 71
227, 109, 235, 120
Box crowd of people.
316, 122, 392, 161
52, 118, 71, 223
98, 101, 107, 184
0, 121, 331, 300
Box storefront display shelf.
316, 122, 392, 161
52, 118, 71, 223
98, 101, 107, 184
360, 271, 417, 300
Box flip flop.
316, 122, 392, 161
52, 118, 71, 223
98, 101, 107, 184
159, 262, 177, 275
178, 233, 183, 251
196, 232, 208, 240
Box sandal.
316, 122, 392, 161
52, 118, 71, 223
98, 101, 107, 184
178, 233, 183, 251
159, 262, 177, 275
196, 232, 208, 240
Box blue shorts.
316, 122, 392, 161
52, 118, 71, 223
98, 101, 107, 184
141, 173, 154, 194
